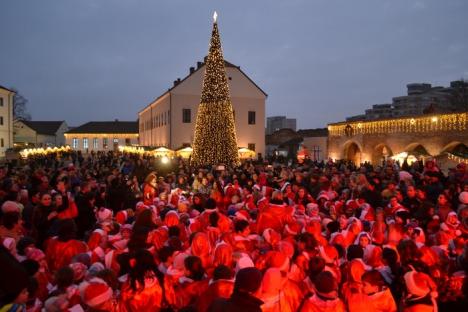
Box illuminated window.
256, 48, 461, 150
93, 138, 98, 149
103, 138, 108, 149
72, 138, 79, 149
83, 138, 88, 149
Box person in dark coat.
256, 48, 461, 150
208, 267, 263, 312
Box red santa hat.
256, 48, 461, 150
318, 245, 338, 264
404, 271, 437, 298
346, 199, 359, 211
235, 209, 250, 221
81, 278, 113, 308
277, 240, 295, 259
284, 222, 301, 236
317, 192, 330, 201
87, 229, 107, 250
1, 201, 20, 214
262, 228, 281, 245
115, 210, 128, 224
265, 251, 290, 272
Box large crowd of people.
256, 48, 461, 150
0, 150, 467, 312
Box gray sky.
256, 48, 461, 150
1, 0, 467, 129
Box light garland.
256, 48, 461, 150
328, 112, 467, 136
191, 16, 240, 166
447, 152, 468, 164
20, 146, 71, 158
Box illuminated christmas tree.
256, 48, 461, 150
191, 12, 240, 167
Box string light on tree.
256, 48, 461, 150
191, 11, 240, 167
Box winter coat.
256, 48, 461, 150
196, 279, 234, 312
208, 290, 264, 312
119, 274, 163, 311
299, 294, 346, 312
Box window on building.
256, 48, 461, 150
248, 143, 256, 151
113, 138, 119, 144
0, 98, 3, 107
83, 138, 88, 149
125, 138, 131, 146
1, 138, 4, 147
103, 138, 108, 149
182, 109, 191, 123
168, 110, 171, 124
72, 138, 79, 149
248, 111, 256, 125
0, 116, 3, 126
93, 138, 99, 149
233, 110, 235, 120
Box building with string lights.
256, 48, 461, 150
327, 112, 468, 170
138, 58, 267, 157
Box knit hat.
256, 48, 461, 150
96, 208, 112, 223
314, 271, 338, 299
82, 278, 113, 308
1, 201, 20, 214
69, 262, 87, 282
404, 271, 436, 298
235, 267, 263, 293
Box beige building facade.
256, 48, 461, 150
65, 121, 138, 152
14, 120, 68, 147
139, 60, 267, 157
0, 86, 14, 157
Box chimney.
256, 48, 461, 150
173, 78, 181, 87
197, 61, 203, 69
189, 67, 195, 74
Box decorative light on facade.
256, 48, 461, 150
328, 112, 467, 136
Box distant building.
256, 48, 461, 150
297, 128, 328, 162
65, 121, 138, 152
346, 80, 468, 121
266, 128, 328, 160
14, 120, 68, 147
266, 116, 297, 135
0, 86, 14, 157
138, 59, 267, 156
